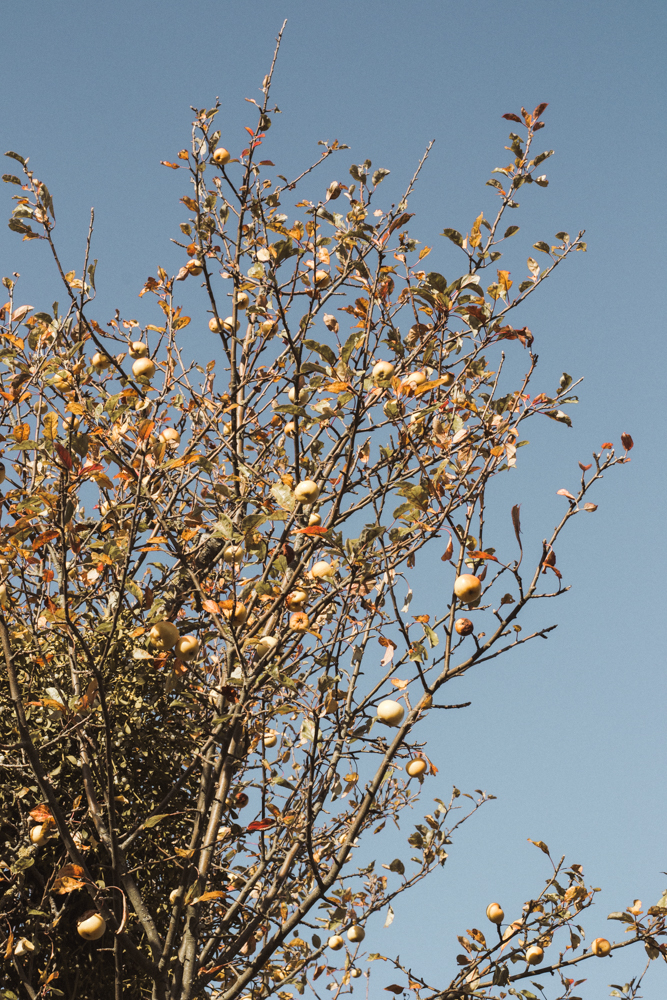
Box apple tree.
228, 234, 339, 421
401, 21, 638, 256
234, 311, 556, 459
0, 27, 664, 1000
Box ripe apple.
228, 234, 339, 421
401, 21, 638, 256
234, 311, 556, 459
14, 937, 35, 957
308, 512, 322, 526
77, 911, 106, 941
261, 319, 276, 335
311, 560, 334, 580
289, 612, 309, 631
222, 602, 247, 625
455, 617, 474, 636
314, 270, 331, 289
159, 427, 180, 448
372, 360, 395, 380
347, 924, 365, 943
174, 636, 199, 662
30, 824, 49, 847
0, 462, 6, 484
350, 969, 362, 978
52, 371, 73, 391
403, 371, 427, 391
286, 588, 308, 610
223, 316, 240, 333
486, 902, 504, 925
328, 934, 344, 950
63, 416, 80, 432
132, 358, 156, 380
185, 259, 203, 276
213, 147, 231, 165
288, 386, 312, 405
525, 945, 544, 966
129, 341, 149, 359
441, 372, 455, 387
209, 317, 224, 333
284, 421, 296, 437
377, 699, 405, 727
454, 574, 482, 604
236, 291, 250, 309
406, 759, 427, 777
263, 730, 278, 748
235, 791, 249, 808
591, 937, 611, 957
256, 635, 279, 658
294, 480, 320, 504
91, 352, 111, 372
223, 544, 244, 564
148, 620, 180, 651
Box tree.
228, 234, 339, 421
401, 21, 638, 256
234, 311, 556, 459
0, 26, 662, 1000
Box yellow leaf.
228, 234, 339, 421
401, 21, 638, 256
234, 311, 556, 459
42, 412, 58, 440
470, 212, 484, 248
65, 401, 85, 415
497, 269, 513, 295
13, 422, 30, 442
192, 890, 226, 903
418, 246, 432, 260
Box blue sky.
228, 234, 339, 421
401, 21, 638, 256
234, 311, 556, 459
2, 1, 666, 995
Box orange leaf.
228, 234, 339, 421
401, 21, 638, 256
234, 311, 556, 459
29, 804, 52, 823
413, 614, 430, 623
294, 526, 328, 536
202, 599, 220, 614
161, 161, 180, 169
32, 529, 60, 551
467, 551, 498, 562
556, 489, 576, 501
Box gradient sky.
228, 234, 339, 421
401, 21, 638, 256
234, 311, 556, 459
2, 1, 666, 996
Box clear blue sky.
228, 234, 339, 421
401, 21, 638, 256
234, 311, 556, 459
2, 1, 666, 994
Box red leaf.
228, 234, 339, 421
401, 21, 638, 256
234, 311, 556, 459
621, 432, 634, 451
502, 113, 523, 123
245, 127, 254, 137
533, 102, 549, 120
295, 525, 328, 536
55, 443, 73, 469
557, 489, 576, 501
247, 818, 275, 832
202, 599, 220, 614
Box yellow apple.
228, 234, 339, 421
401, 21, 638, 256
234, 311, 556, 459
174, 636, 199, 662
308, 512, 322, 526
403, 371, 427, 391
222, 602, 247, 625
213, 147, 231, 165
132, 358, 156, 380
294, 480, 320, 504
159, 427, 180, 448
525, 945, 544, 966
256, 635, 279, 658
591, 937, 611, 957
209, 317, 224, 333
347, 924, 365, 943
63, 416, 80, 432
454, 574, 482, 604
261, 319, 277, 335
311, 560, 334, 580
223, 544, 244, 564
285, 588, 308, 610
328, 934, 344, 950
377, 699, 405, 727
223, 316, 240, 333
236, 291, 250, 309
52, 371, 73, 391
406, 759, 427, 777
91, 352, 111, 372
455, 617, 474, 636
129, 341, 149, 359
148, 620, 180, 651
314, 269, 331, 288
29, 825, 48, 847
14, 937, 35, 957
372, 360, 395, 380
289, 612, 309, 631
263, 730, 278, 748
284, 421, 296, 437
350, 969, 362, 978
0, 462, 6, 483
77, 911, 106, 941
486, 902, 504, 925
288, 386, 312, 405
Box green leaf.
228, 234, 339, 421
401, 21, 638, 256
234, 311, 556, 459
388, 858, 405, 874
533, 241, 551, 253
372, 168, 390, 185
503, 225, 520, 238
486, 178, 504, 190
441, 228, 463, 247
125, 579, 143, 604
423, 624, 439, 648
143, 814, 170, 829
273, 404, 307, 417
341, 331, 362, 365
2, 174, 21, 185
270, 482, 295, 511
607, 911, 634, 923
544, 409, 572, 428
8, 219, 33, 235
425, 271, 448, 292
558, 372, 573, 393
304, 338, 336, 366
5, 151, 26, 166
